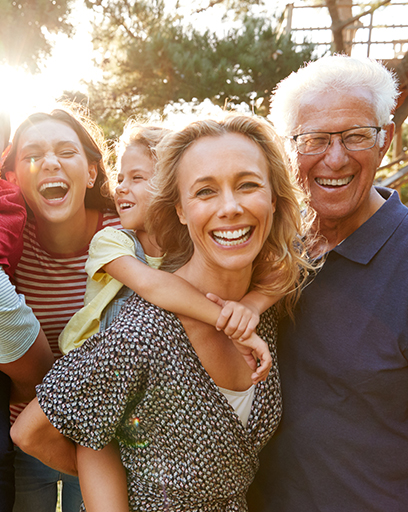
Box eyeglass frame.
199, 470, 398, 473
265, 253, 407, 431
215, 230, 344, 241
291, 126, 382, 155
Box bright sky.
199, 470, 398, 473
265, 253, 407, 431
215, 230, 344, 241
0, 0, 406, 135
0, 2, 99, 133
0, 0, 286, 133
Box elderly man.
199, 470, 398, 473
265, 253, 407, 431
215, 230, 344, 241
248, 55, 408, 511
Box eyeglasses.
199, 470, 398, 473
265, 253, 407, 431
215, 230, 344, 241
292, 126, 382, 155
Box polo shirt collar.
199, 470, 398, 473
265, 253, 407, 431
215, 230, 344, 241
332, 187, 408, 265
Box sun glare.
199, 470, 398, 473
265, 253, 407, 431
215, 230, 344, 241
0, 3, 99, 138
0, 64, 63, 134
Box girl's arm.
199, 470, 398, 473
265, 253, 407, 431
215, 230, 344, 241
104, 256, 273, 383
10, 398, 77, 476
77, 442, 129, 512
104, 256, 223, 326
207, 290, 282, 341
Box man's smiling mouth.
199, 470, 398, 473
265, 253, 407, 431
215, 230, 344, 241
39, 182, 68, 201
211, 227, 253, 246
316, 176, 353, 187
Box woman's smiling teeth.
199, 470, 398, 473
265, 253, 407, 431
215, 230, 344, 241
212, 226, 252, 246
38, 182, 68, 201
316, 176, 353, 187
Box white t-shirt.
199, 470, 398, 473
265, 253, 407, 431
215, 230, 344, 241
218, 384, 256, 427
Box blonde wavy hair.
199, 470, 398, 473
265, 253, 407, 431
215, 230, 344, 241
105, 120, 172, 196
147, 114, 315, 315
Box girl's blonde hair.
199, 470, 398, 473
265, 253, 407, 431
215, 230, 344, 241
105, 120, 172, 196
147, 114, 316, 315
116, 120, 172, 161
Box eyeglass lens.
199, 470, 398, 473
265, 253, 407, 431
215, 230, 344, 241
296, 127, 379, 155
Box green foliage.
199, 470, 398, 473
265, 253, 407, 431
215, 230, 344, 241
84, 0, 314, 136
0, 0, 74, 72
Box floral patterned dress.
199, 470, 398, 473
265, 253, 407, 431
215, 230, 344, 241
37, 294, 282, 511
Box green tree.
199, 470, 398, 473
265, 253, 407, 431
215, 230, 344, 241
83, 0, 314, 135
0, 0, 74, 72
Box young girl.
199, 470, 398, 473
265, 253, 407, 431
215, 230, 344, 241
0, 179, 54, 511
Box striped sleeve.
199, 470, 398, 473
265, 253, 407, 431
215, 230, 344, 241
0, 267, 40, 364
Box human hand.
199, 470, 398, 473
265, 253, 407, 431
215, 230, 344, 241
206, 293, 270, 384
230, 332, 272, 385
206, 293, 260, 341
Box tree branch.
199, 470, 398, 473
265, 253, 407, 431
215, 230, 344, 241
330, 0, 392, 32
195, 0, 226, 14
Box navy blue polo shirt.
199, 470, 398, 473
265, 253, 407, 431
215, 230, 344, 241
248, 188, 408, 512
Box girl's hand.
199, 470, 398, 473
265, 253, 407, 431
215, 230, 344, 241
206, 293, 260, 341
206, 293, 271, 384
230, 332, 272, 384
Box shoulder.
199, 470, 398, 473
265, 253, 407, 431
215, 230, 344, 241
258, 306, 278, 346
90, 227, 134, 252
0, 269, 39, 362
107, 293, 179, 340
101, 212, 122, 229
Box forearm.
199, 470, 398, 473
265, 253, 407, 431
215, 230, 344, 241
5, 328, 55, 404
77, 441, 129, 512
105, 256, 222, 326
10, 398, 77, 476
241, 289, 281, 315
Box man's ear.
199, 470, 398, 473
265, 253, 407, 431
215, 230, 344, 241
175, 203, 187, 225
4, 171, 18, 185
379, 122, 395, 161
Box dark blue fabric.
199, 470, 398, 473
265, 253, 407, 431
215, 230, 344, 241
0, 371, 14, 512
248, 188, 408, 512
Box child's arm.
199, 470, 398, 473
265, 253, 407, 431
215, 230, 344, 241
77, 442, 128, 512
205, 291, 282, 383
104, 256, 223, 327
104, 256, 272, 383
207, 290, 282, 341
232, 331, 272, 384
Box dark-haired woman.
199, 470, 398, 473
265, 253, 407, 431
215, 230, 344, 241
2, 109, 120, 512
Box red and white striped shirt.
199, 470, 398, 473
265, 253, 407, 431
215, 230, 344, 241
10, 211, 121, 422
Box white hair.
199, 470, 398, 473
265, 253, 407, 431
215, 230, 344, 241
270, 54, 399, 138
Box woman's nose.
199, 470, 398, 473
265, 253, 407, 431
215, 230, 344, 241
218, 192, 244, 218
42, 153, 61, 172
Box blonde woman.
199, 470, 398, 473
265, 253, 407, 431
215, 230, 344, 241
12, 115, 313, 511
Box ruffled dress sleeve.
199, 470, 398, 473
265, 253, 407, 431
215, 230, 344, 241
39, 315, 150, 450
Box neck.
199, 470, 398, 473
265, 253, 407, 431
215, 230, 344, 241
175, 256, 252, 301
35, 209, 99, 254
136, 230, 163, 258
310, 188, 386, 257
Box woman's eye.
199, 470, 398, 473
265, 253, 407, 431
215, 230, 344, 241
133, 175, 143, 181
24, 155, 40, 162
60, 150, 75, 157
196, 187, 214, 197
240, 181, 259, 190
